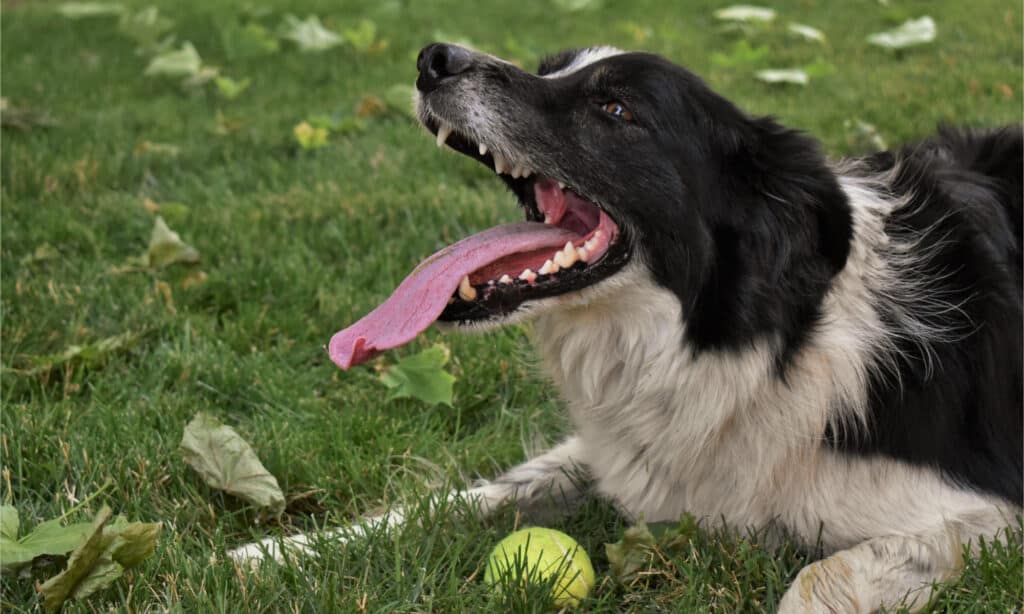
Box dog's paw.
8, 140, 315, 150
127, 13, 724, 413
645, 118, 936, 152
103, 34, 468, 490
778, 555, 863, 614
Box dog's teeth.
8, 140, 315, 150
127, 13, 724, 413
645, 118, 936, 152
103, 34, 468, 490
583, 237, 597, 252
436, 123, 452, 148
577, 246, 589, 262
539, 259, 559, 275
510, 166, 521, 179
458, 275, 477, 301
557, 181, 566, 190
498, 274, 513, 284
479, 143, 488, 156
553, 241, 579, 268
518, 268, 537, 283
493, 153, 507, 175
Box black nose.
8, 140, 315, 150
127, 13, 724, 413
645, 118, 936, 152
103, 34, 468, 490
416, 43, 473, 93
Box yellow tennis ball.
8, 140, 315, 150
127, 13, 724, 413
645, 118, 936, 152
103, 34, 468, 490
484, 527, 595, 607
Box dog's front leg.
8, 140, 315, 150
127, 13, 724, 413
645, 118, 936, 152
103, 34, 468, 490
227, 436, 589, 567
777, 523, 976, 613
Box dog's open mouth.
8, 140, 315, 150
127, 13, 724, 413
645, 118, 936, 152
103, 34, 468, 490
327, 116, 628, 370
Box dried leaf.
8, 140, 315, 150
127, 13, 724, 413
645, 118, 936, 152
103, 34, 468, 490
756, 68, 809, 86
144, 42, 202, 78
20, 243, 61, 265
552, 0, 603, 11
379, 345, 456, 407
1, 98, 59, 131
180, 413, 286, 515
605, 520, 656, 583
36, 506, 160, 611
867, 16, 936, 50
145, 216, 200, 269
10, 330, 142, 377
787, 23, 825, 43
57, 2, 124, 18
713, 5, 776, 22
278, 15, 343, 52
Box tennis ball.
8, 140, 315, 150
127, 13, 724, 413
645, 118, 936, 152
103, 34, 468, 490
484, 527, 595, 607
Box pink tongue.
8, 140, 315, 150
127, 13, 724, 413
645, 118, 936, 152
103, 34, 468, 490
328, 221, 579, 369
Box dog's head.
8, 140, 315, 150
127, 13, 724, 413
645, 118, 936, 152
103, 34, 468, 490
328, 45, 852, 369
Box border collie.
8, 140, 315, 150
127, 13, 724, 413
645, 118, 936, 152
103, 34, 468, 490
232, 45, 1022, 612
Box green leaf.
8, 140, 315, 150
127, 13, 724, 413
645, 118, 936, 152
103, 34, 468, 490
214, 76, 252, 101
605, 519, 656, 583
220, 22, 280, 60
14, 518, 94, 564
342, 19, 377, 52
57, 2, 124, 18
605, 515, 698, 584
179, 413, 286, 515
144, 42, 202, 78
278, 15, 344, 53
118, 6, 175, 52
0, 506, 18, 541
867, 16, 936, 50
38, 506, 115, 611
379, 345, 456, 407
294, 121, 330, 149
103, 516, 162, 568
145, 216, 200, 269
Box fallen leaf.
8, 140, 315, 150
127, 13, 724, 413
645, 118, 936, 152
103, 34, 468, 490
182, 66, 220, 89
379, 345, 456, 406
214, 76, 249, 100
843, 118, 888, 152
1, 506, 18, 541
605, 520, 656, 583
605, 515, 698, 584
20, 243, 61, 266
179, 413, 286, 515
144, 42, 202, 77
787, 22, 825, 43
714, 5, 776, 22
1, 98, 59, 131
356, 95, 388, 118
294, 121, 329, 149
145, 216, 200, 269
220, 21, 280, 60
117, 6, 175, 53
134, 141, 181, 157
57, 2, 124, 18
9, 330, 142, 377
867, 16, 936, 50
756, 68, 809, 85
552, 0, 603, 11
278, 14, 343, 52
342, 19, 377, 52
37, 506, 160, 611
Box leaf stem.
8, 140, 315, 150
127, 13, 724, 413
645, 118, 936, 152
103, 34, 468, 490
56, 479, 113, 524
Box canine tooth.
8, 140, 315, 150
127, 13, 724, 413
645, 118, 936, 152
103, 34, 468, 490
436, 123, 452, 148
458, 275, 477, 301
498, 274, 513, 284
479, 143, 488, 156
539, 259, 559, 275
518, 268, 536, 282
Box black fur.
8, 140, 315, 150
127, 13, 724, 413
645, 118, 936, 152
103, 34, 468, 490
830, 127, 1023, 504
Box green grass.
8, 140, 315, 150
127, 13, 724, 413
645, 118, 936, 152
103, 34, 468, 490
2, 0, 1021, 611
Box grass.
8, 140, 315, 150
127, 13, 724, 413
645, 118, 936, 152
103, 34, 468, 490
1, 0, 1021, 611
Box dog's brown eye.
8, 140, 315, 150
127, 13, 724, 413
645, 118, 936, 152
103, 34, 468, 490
602, 101, 634, 121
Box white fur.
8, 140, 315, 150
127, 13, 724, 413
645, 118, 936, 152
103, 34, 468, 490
541, 46, 625, 79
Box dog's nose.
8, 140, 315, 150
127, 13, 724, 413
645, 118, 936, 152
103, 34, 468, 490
416, 43, 473, 93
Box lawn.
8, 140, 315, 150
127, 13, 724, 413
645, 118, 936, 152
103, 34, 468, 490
2, 0, 1021, 611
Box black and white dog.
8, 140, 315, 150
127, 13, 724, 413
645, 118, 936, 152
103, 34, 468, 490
233, 45, 1022, 612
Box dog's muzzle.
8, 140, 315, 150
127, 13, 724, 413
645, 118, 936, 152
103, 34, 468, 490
416, 43, 475, 94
